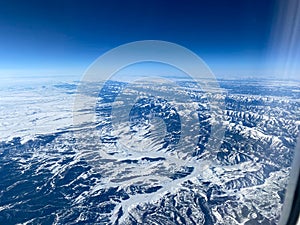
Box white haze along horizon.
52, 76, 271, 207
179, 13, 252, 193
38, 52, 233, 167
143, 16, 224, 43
0, 65, 299, 144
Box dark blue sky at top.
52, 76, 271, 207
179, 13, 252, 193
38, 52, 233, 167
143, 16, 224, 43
0, 0, 278, 77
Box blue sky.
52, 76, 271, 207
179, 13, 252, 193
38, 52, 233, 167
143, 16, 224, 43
0, 0, 298, 79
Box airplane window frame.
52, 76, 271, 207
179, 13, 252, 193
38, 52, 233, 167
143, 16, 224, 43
279, 135, 300, 225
